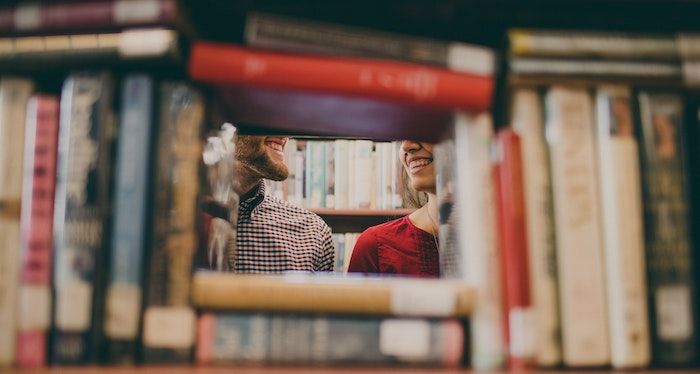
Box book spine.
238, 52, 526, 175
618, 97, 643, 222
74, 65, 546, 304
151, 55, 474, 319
510, 88, 561, 367
636, 91, 698, 366
0, 78, 34, 366
354, 141, 373, 209
333, 139, 349, 209
326, 141, 335, 208
545, 86, 610, 367
508, 29, 678, 59
595, 86, 651, 368
51, 72, 116, 365
196, 313, 464, 367
1, 0, 178, 34
292, 144, 304, 207
141, 82, 204, 364
16, 95, 59, 368
244, 12, 494, 76
493, 130, 535, 368
103, 75, 155, 364
307, 142, 326, 208
0, 29, 179, 72
509, 58, 682, 81
452, 113, 506, 369
188, 42, 494, 111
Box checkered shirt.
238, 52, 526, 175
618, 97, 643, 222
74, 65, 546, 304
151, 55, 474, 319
233, 181, 335, 273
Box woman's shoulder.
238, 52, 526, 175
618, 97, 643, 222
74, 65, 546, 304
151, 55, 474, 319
361, 215, 412, 240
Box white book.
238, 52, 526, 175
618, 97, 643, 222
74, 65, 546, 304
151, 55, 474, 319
291, 141, 305, 207
374, 143, 384, 209
354, 140, 373, 209
510, 88, 561, 366
381, 143, 394, 209
545, 86, 610, 367
284, 138, 297, 203
595, 86, 650, 368
325, 141, 335, 208
390, 141, 403, 208
347, 141, 356, 209
0, 78, 34, 366
333, 139, 349, 209
453, 112, 506, 369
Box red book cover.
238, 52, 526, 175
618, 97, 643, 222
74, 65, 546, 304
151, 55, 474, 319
0, 0, 180, 35
493, 129, 534, 369
189, 42, 494, 111
16, 95, 59, 368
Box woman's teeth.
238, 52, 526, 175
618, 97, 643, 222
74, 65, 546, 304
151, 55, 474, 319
409, 158, 432, 170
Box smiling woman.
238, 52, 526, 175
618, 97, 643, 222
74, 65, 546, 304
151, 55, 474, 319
346, 140, 441, 277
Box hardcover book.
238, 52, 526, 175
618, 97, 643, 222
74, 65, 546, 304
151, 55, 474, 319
636, 91, 698, 366
141, 82, 205, 363
0, 78, 34, 366
102, 75, 155, 364
189, 42, 494, 111
596, 86, 651, 368
510, 88, 561, 367
51, 72, 116, 364
197, 312, 464, 367
0, 0, 186, 35
16, 95, 59, 368
245, 12, 495, 76
493, 129, 535, 368
545, 86, 610, 367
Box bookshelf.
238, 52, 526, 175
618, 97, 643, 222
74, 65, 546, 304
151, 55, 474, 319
3, 0, 700, 372
2, 368, 695, 374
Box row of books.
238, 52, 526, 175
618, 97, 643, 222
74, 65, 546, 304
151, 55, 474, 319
331, 232, 360, 273
0, 72, 205, 367
265, 140, 405, 210
433, 28, 700, 370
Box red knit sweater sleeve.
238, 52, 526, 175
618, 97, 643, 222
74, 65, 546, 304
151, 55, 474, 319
347, 228, 380, 274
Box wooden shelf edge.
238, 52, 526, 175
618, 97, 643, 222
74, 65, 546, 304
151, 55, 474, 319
311, 208, 414, 217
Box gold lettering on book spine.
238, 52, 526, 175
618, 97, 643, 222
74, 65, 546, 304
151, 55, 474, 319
158, 84, 204, 307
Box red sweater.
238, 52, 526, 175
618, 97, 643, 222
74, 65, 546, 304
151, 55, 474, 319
347, 216, 440, 277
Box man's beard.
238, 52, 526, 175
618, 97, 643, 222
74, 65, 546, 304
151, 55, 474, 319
236, 136, 289, 181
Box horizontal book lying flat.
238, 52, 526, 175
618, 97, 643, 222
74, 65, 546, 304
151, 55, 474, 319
188, 41, 494, 111
197, 312, 464, 367
0, 0, 186, 35
213, 85, 454, 142
0, 28, 181, 71
192, 271, 474, 317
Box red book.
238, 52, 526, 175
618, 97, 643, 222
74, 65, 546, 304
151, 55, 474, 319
16, 95, 60, 368
0, 0, 181, 35
189, 42, 494, 111
493, 129, 534, 369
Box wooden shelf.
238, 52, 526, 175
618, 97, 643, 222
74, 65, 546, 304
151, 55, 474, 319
311, 208, 414, 217
3, 367, 696, 374
311, 208, 413, 233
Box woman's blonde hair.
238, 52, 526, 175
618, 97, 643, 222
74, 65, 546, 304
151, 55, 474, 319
400, 166, 428, 208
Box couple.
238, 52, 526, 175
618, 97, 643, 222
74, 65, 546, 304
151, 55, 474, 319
234, 135, 440, 277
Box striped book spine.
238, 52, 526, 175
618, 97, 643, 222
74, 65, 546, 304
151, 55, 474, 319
141, 82, 204, 363
102, 75, 155, 364
0, 78, 34, 366
16, 95, 59, 368
51, 72, 115, 364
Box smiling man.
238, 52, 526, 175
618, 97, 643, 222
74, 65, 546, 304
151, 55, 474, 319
232, 135, 334, 272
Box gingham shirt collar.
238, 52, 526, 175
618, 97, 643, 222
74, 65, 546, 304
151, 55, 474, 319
238, 180, 267, 216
